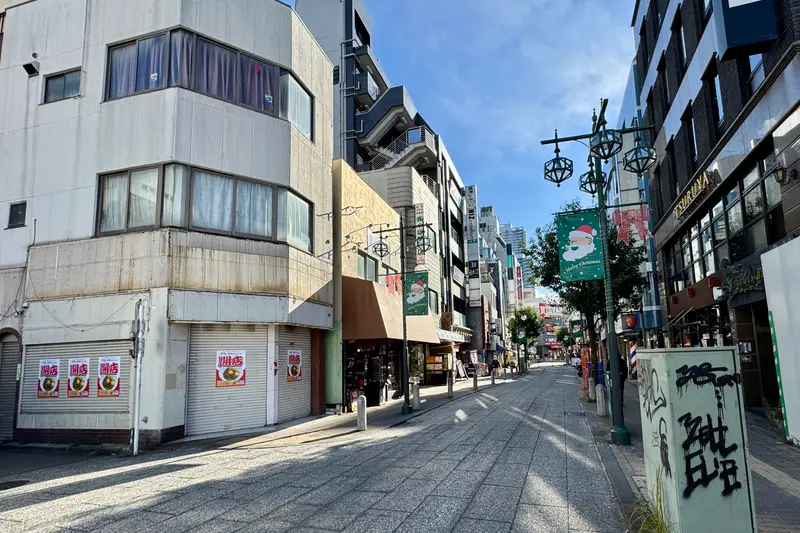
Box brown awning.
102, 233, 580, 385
342, 276, 440, 343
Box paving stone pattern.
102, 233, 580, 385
0, 366, 624, 533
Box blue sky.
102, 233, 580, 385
292, 0, 638, 235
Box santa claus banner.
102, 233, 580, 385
557, 211, 605, 282
404, 272, 429, 316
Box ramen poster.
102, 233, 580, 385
97, 356, 121, 397
67, 357, 90, 398
216, 350, 246, 388
38, 359, 60, 398
287, 350, 302, 382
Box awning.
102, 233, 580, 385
437, 329, 467, 343
342, 276, 439, 343
496, 343, 507, 351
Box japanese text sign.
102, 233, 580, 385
287, 350, 303, 382
97, 356, 121, 397
216, 350, 246, 388
38, 359, 60, 398
68, 357, 90, 398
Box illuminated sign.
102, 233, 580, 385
675, 171, 714, 219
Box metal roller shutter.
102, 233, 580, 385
0, 335, 21, 441
187, 324, 268, 436
278, 326, 311, 423
20, 342, 132, 414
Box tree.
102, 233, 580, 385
521, 200, 647, 374
507, 306, 543, 368
555, 327, 569, 345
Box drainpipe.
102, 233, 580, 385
326, 166, 344, 410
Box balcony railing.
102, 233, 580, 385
367, 126, 436, 171
452, 310, 468, 329
421, 173, 439, 198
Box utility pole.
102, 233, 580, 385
131, 299, 145, 456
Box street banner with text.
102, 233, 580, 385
404, 272, 429, 316
557, 211, 605, 282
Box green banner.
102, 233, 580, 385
570, 320, 584, 340
557, 210, 605, 282
404, 272, 429, 316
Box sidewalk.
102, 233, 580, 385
585, 379, 800, 532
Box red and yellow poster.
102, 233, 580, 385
216, 350, 246, 387
37, 359, 60, 398
287, 350, 302, 382
67, 357, 90, 398
97, 356, 121, 397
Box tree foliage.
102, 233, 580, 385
507, 306, 543, 344
555, 327, 569, 344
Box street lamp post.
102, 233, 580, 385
519, 314, 528, 373
540, 99, 656, 446
374, 220, 433, 415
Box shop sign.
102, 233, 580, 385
215, 350, 246, 388
37, 359, 60, 398
67, 357, 90, 398
621, 312, 642, 332
97, 356, 121, 397
404, 272, 429, 316
539, 303, 564, 318
469, 350, 478, 365
557, 210, 605, 282
287, 350, 303, 382
675, 171, 714, 219
726, 265, 764, 297
415, 204, 426, 265
570, 319, 584, 340
465, 186, 478, 245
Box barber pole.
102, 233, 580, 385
629, 342, 637, 377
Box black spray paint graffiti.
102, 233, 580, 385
675, 363, 741, 404
659, 417, 672, 479
639, 360, 667, 422
678, 411, 742, 498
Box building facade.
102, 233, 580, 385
635, 0, 800, 406
499, 223, 531, 287
0, 0, 333, 444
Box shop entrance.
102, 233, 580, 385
344, 340, 398, 411
0, 333, 21, 442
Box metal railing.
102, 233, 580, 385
368, 126, 435, 171
421, 174, 439, 198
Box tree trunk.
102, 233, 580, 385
585, 318, 599, 381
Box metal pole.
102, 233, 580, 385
400, 218, 412, 414
132, 299, 145, 456
595, 155, 631, 445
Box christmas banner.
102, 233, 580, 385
67, 357, 90, 398
404, 272, 429, 316
97, 356, 121, 397
570, 320, 584, 340
287, 350, 303, 382
216, 350, 246, 388
557, 211, 605, 282
38, 359, 60, 398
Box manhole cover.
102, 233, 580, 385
0, 480, 29, 491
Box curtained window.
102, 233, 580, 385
236, 180, 273, 237
280, 72, 313, 139
99, 173, 129, 233
195, 38, 237, 102
162, 164, 188, 227
240, 54, 280, 115
277, 189, 311, 252
107, 44, 136, 99
135, 34, 167, 92
191, 170, 234, 231
127, 169, 158, 228
169, 30, 194, 88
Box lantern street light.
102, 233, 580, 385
540, 99, 655, 446
544, 131, 574, 187
623, 132, 658, 175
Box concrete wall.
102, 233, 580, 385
0, 267, 23, 334
334, 159, 400, 278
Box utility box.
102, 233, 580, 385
637, 348, 756, 533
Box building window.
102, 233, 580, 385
97, 164, 313, 253
429, 288, 440, 315
678, 20, 688, 69
683, 107, 698, 163
333, 66, 339, 85
357, 252, 377, 281
712, 72, 724, 126
105, 29, 313, 140
44, 69, 81, 103
7, 202, 26, 229
749, 54, 765, 95
427, 227, 437, 253
106, 35, 167, 100
702, 0, 713, 24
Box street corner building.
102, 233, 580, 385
0, 0, 334, 445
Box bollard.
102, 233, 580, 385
357, 395, 367, 431
596, 385, 608, 417
412, 383, 421, 410
473, 369, 478, 391
588, 378, 597, 400
491, 369, 496, 385
447, 373, 453, 398
503, 368, 508, 381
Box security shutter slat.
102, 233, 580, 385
187, 324, 267, 436
0, 336, 21, 441
20, 342, 132, 414
277, 326, 311, 423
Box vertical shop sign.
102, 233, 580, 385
67, 358, 90, 398
97, 356, 121, 397
415, 204, 426, 265
38, 359, 60, 398
287, 350, 303, 382
216, 350, 246, 387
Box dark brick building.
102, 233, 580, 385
634, 0, 800, 406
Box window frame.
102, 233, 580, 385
103, 28, 314, 142
95, 163, 314, 253
43, 68, 81, 104
7, 201, 27, 229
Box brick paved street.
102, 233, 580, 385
0, 365, 625, 533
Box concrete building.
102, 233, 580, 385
499, 223, 531, 286
0, 0, 333, 444
635, 0, 800, 406
295, 0, 470, 345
